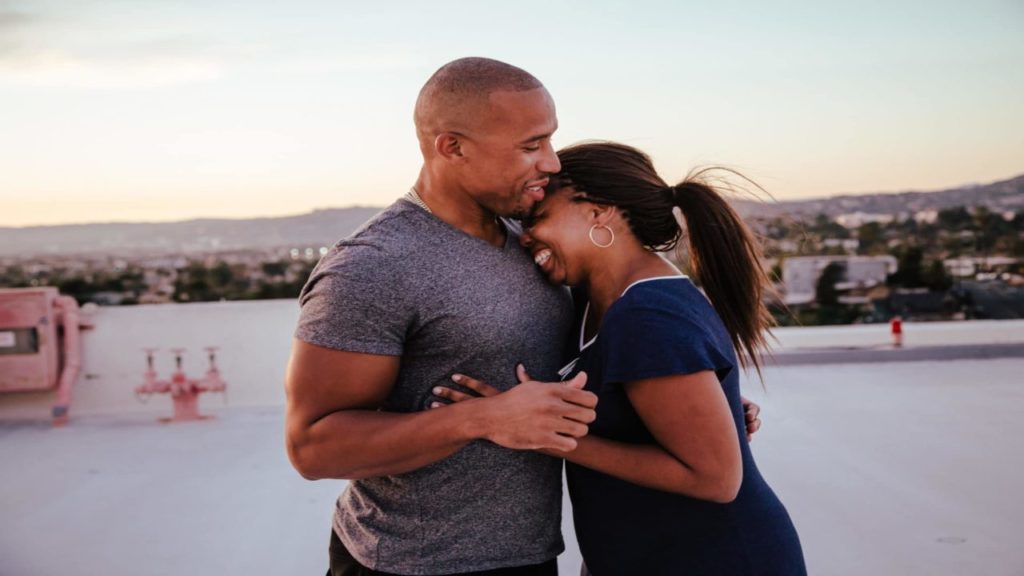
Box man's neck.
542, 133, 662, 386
413, 175, 506, 248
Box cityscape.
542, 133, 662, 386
3, 174, 1021, 324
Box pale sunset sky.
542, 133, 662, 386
1, 0, 1022, 227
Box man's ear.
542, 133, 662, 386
434, 133, 464, 161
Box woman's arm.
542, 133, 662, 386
436, 367, 743, 503
559, 371, 741, 503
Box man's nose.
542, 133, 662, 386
537, 141, 560, 175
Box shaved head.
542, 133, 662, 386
414, 57, 545, 154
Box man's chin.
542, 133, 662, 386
508, 207, 530, 221
507, 199, 538, 221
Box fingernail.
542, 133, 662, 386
451, 374, 462, 383
431, 402, 441, 408
432, 387, 442, 395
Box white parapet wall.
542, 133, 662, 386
2, 298, 1023, 421
0, 299, 300, 420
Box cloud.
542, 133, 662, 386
0, 3, 224, 89
0, 8, 32, 30
0, 49, 221, 88
0, 4, 38, 56
0, 0, 39, 25
282, 47, 428, 75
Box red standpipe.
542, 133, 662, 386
890, 317, 903, 348
135, 347, 227, 423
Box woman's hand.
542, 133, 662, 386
430, 372, 502, 405
742, 396, 761, 442
432, 364, 596, 453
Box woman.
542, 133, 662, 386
435, 142, 805, 575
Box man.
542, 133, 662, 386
286, 57, 762, 575
286, 57, 597, 576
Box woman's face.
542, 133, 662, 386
520, 186, 598, 286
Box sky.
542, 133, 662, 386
1, 0, 1022, 227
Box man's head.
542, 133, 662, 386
414, 57, 560, 219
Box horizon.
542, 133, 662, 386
2, 0, 1022, 227
2, 169, 1020, 230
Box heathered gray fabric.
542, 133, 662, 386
295, 199, 573, 575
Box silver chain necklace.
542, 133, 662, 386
405, 186, 433, 214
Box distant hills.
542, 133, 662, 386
732, 174, 1024, 219
2, 174, 1022, 258
0, 207, 383, 258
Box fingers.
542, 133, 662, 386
516, 363, 532, 384
564, 371, 587, 390
430, 385, 476, 408
429, 373, 500, 408
544, 435, 578, 453
555, 419, 589, 438
451, 373, 500, 397
741, 396, 761, 441
745, 416, 761, 440
562, 403, 597, 424
549, 435, 578, 453
743, 398, 761, 422
555, 385, 598, 409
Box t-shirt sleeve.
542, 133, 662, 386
294, 244, 409, 356
600, 304, 734, 385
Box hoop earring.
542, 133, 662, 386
589, 224, 615, 248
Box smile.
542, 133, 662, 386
533, 249, 552, 267
524, 178, 549, 200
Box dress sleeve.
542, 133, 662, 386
294, 243, 410, 356
599, 304, 734, 385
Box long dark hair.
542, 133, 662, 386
555, 141, 774, 375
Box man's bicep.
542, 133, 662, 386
285, 338, 401, 425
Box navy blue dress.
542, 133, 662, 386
562, 277, 806, 576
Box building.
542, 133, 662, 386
782, 255, 898, 305
835, 212, 895, 228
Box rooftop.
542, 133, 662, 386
2, 300, 1022, 575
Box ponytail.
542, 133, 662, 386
671, 176, 774, 376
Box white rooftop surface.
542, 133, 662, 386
2, 301, 1022, 575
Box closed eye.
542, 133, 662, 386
523, 211, 545, 229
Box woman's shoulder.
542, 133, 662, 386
599, 276, 736, 382
606, 276, 711, 328
606, 276, 732, 349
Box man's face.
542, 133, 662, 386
457, 88, 561, 219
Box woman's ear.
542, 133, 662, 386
591, 203, 618, 226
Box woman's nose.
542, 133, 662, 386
520, 230, 534, 248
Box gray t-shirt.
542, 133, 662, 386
295, 199, 573, 575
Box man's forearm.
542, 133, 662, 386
288, 398, 489, 480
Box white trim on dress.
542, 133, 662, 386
558, 275, 689, 381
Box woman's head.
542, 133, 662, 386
551, 142, 682, 251
525, 141, 774, 374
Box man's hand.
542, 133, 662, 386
433, 365, 597, 453
741, 396, 761, 442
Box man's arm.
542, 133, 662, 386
436, 367, 740, 502
284, 339, 596, 481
